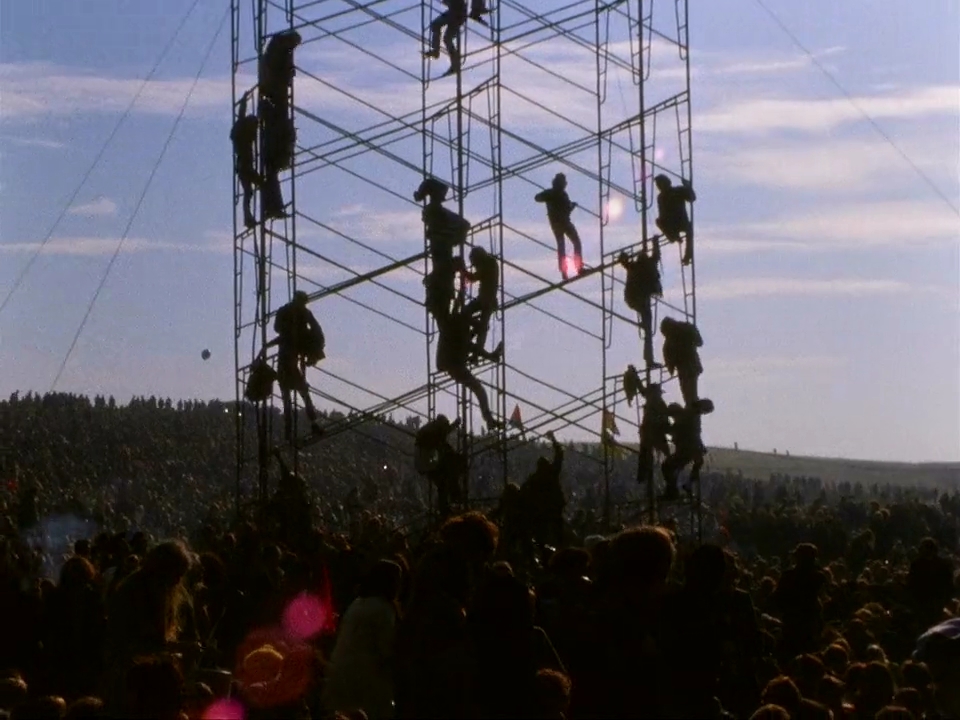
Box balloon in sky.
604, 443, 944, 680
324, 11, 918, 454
201, 349, 211, 361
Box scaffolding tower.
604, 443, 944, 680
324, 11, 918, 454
232, 0, 699, 532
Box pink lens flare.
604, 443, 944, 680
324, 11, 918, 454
203, 699, 245, 720
562, 256, 580, 279
282, 592, 329, 640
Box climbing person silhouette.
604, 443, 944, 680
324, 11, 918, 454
662, 399, 713, 501
231, 89, 261, 229
263, 290, 324, 443
635, 376, 671, 486
461, 245, 498, 354
619, 249, 662, 368
519, 430, 566, 554
415, 177, 470, 322
259, 30, 302, 110
414, 414, 466, 518
535, 173, 583, 280
661, 316, 703, 406
654, 174, 696, 265
423, 1, 490, 76
436, 295, 503, 430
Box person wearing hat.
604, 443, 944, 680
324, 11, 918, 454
415, 177, 471, 322
535, 173, 584, 281
654, 173, 696, 265
264, 291, 324, 442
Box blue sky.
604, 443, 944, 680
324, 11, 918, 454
1, 0, 958, 463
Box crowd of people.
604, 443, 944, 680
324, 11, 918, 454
1, 392, 959, 719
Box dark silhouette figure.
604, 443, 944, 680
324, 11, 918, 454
423, 1, 490, 76
634, 376, 670, 486
435, 296, 503, 430
535, 173, 583, 280
660, 316, 703, 406
908, 538, 956, 629
519, 430, 566, 555
264, 291, 324, 442
654, 174, 696, 265
231, 90, 261, 229
259, 30, 302, 109
772, 544, 827, 661
416, 178, 470, 322
619, 249, 662, 368
414, 415, 466, 519
661, 398, 712, 500
258, 31, 301, 222
461, 245, 498, 354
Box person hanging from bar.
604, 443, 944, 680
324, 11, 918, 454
231, 89, 261, 229
262, 290, 324, 443
661, 398, 713, 501
461, 245, 499, 357
661, 316, 703, 406
654, 174, 696, 266
435, 294, 503, 430
257, 30, 301, 222
415, 177, 470, 322
619, 248, 662, 368
535, 173, 583, 281
414, 414, 466, 519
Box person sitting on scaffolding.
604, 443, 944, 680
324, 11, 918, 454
535, 173, 583, 281
262, 290, 324, 443
415, 414, 466, 519
423, 1, 490, 76
460, 246, 499, 357
416, 177, 471, 322
654, 173, 696, 266
436, 294, 503, 430
231, 89, 261, 229
661, 398, 713, 501
660, 316, 703, 407
619, 247, 662, 369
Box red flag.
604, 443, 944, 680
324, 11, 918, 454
509, 404, 523, 429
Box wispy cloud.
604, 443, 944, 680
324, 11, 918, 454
68, 196, 117, 217
710, 355, 847, 379
0, 133, 65, 149
697, 85, 960, 135
699, 277, 911, 301
0, 236, 223, 256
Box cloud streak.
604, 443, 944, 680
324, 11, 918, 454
0, 236, 224, 256
68, 197, 118, 217
699, 277, 911, 301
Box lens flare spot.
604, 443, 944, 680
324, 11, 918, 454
282, 592, 328, 640
654, 147, 667, 162
203, 699, 245, 720
605, 196, 625, 222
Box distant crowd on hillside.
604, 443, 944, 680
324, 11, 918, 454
1, 391, 958, 719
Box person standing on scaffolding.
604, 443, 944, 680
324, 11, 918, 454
654, 174, 696, 266
258, 30, 301, 221
535, 173, 584, 281
461, 245, 499, 357
415, 177, 470, 322
231, 89, 260, 229
262, 290, 324, 443
619, 248, 662, 368
661, 316, 703, 407
423, 1, 491, 76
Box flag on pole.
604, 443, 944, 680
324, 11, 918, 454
509, 404, 523, 430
